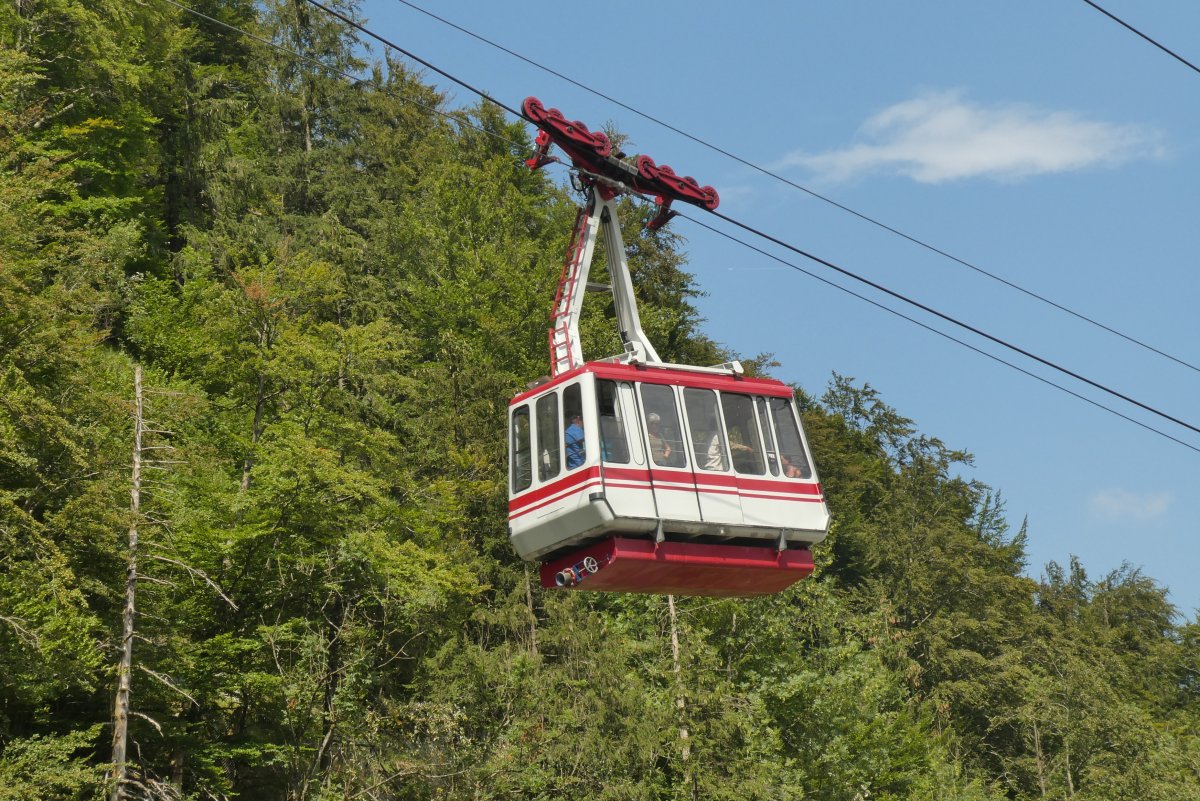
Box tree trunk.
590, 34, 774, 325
1032, 721, 1047, 798
524, 565, 538, 654
1064, 740, 1076, 798
318, 601, 343, 775
110, 365, 144, 801
240, 367, 267, 492
170, 747, 185, 796
667, 595, 690, 762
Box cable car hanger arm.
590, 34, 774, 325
524, 97, 737, 377
523, 96, 719, 230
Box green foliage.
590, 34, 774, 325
1, 3, 1195, 799
0, 725, 104, 801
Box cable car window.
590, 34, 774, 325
639, 384, 687, 467
511, 405, 532, 492
617, 382, 645, 466
684, 387, 728, 471
756, 396, 780, 476
563, 383, 585, 470
536, 393, 561, 481
597, 380, 630, 464
770, 397, 812, 479
720, 392, 766, 475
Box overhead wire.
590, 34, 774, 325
704, 206, 1200, 438
165, 0, 1200, 452
301, 0, 522, 119
1079, 0, 1200, 75
676, 210, 1200, 455
387, 0, 1200, 377
576, 152, 1200, 451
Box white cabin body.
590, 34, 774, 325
508, 361, 831, 562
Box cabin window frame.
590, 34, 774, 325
535, 391, 562, 482
718, 391, 768, 475
563, 383, 586, 471
768, 396, 813, 479
597, 379, 631, 465
638, 383, 688, 468
511, 404, 533, 493
683, 387, 729, 472
755, 396, 781, 476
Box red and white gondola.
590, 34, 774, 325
508, 98, 830, 597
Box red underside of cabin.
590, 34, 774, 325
539, 537, 815, 597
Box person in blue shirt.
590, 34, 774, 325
565, 413, 586, 469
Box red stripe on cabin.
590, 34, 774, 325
604, 479, 823, 503
600, 466, 653, 482
737, 490, 827, 503
601, 466, 820, 496
509, 478, 604, 520
509, 465, 823, 520
509, 467, 601, 513
691, 472, 821, 497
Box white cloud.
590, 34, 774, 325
782, 90, 1163, 184
1087, 489, 1173, 523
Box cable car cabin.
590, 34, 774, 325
509, 97, 830, 597
508, 362, 829, 597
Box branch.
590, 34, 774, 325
347, 765, 419, 800
0, 615, 40, 648
121, 769, 184, 801
137, 665, 199, 709
145, 553, 238, 610
29, 100, 75, 131
131, 710, 164, 736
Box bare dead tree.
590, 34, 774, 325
110, 364, 144, 801
104, 368, 240, 799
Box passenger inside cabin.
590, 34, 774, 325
781, 454, 808, 479
768, 396, 813, 479
646, 412, 674, 465
729, 436, 756, 471
704, 430, 731, 471
565, 413, 585, 469
721, 393, 766, 474
642, 387, 687, 467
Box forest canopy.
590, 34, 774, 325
1, 2, 1197, 799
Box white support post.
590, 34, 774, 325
548, 186, 662, 375
598, 196, 662, 365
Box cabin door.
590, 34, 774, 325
680, 387, 743, 525
636, 383, 701, 525
595, 379, 656, 521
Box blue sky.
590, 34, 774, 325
354, 0, 1200, 614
